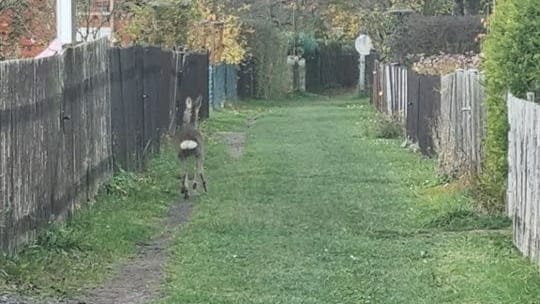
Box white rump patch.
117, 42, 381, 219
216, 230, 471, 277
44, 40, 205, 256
180, 140, 198, 150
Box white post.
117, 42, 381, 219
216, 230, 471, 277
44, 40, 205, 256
355, 34, 372, 96
359, 55, 366, 94
110, 0, 115, 41
527, 92, 535, 103
56, 0, 75, 45
298, 58, 306, 92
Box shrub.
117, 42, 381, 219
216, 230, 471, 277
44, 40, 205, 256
411, 53, 481, 75
122, 1, 197, 48
249, 22, 289, 100
389, 14, 485, 64
481, 0, 540, 212
374, 115, 403, 139
288, 32, 319, 59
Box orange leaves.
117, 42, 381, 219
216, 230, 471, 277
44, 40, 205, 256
187, 0, 246, 64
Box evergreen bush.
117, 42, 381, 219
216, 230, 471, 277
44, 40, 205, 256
481, 0, 540, 212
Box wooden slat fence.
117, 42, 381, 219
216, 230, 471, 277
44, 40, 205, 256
305, 43, 359, 91
407, 71, 441, 156
210, 64, 238, 109
437, 69, 485, 176
507, 93, 540, 264
237, 58, 255, 100
364, 52, 378, 96
0, 40, 112, 253
372, 62, 408, 120
370, 61, 540, 268
372, 61, 441, 156
0, 40, 209, 254
178, 52, 210, 123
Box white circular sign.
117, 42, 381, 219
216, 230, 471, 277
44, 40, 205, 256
355, 34, 373, 55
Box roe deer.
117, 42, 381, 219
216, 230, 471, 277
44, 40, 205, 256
178, 96, 207, 199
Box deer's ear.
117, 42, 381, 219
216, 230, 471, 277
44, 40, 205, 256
185, 97, 192, 106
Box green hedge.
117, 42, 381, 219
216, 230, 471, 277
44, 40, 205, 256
481, 0, 540, 212
249, 22, 289, 100
390, 14, 485, 63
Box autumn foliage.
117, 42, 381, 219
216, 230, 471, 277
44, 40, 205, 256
187, 0, 245, 64
0, 0, 55, 59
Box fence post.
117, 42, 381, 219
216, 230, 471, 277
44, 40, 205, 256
56, 0, 75, 44
359, 55, 366, 94
527, 92, 535, 103
209, 65, 214, 110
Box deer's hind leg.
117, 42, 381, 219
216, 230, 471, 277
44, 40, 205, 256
196, 151, 208, 193
180, 158, 190, 199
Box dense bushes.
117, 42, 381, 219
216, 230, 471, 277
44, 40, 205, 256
288, 32, 319, 59
481, 0, 540, 211
249, 22, 289, 99
390, 14, 485, 63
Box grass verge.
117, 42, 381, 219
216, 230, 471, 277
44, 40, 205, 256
0, 145, 180, 298
158, 95, 540, 304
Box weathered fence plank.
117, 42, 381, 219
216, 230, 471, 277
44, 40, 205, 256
437, 70, 485, 176
406, 69, 420, 143
0, 62, 10, 250
416, 74, 441, 156
507, 93, 540, 264
372, 62, 408, 121
179, 52, 210, 121
168, 52, 182, 133
12, 60, 36, 250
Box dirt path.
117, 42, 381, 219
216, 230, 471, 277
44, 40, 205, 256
0, 201, 191, 304
69, 113, 255, 303
214, 132, 246, 160
74, 201, 191, 304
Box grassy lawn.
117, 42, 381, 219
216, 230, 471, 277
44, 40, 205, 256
159, 94, 540, 304
1, 94, 540, 303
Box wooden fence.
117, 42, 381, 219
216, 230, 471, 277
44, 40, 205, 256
372, 61, 441, 156
306, 43, 359, 91
407, 71, 441, 156
237, 58, 255, 100
209, 64, 238, 109
507, 93, 540, 264
371, 62, 487, 166
109, 47, 208, 171
371, 63, 540, 267
438, 70, 485, 177
373, 63, 409, 120
0, 40, 209, 254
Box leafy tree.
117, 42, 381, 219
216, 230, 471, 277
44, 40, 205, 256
188, 0, 246, 64
121, 0, 198, 48
76, 0, 116, 42
0, 0, 55, 59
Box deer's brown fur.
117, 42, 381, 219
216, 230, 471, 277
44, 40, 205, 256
178, 96, 207, 199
